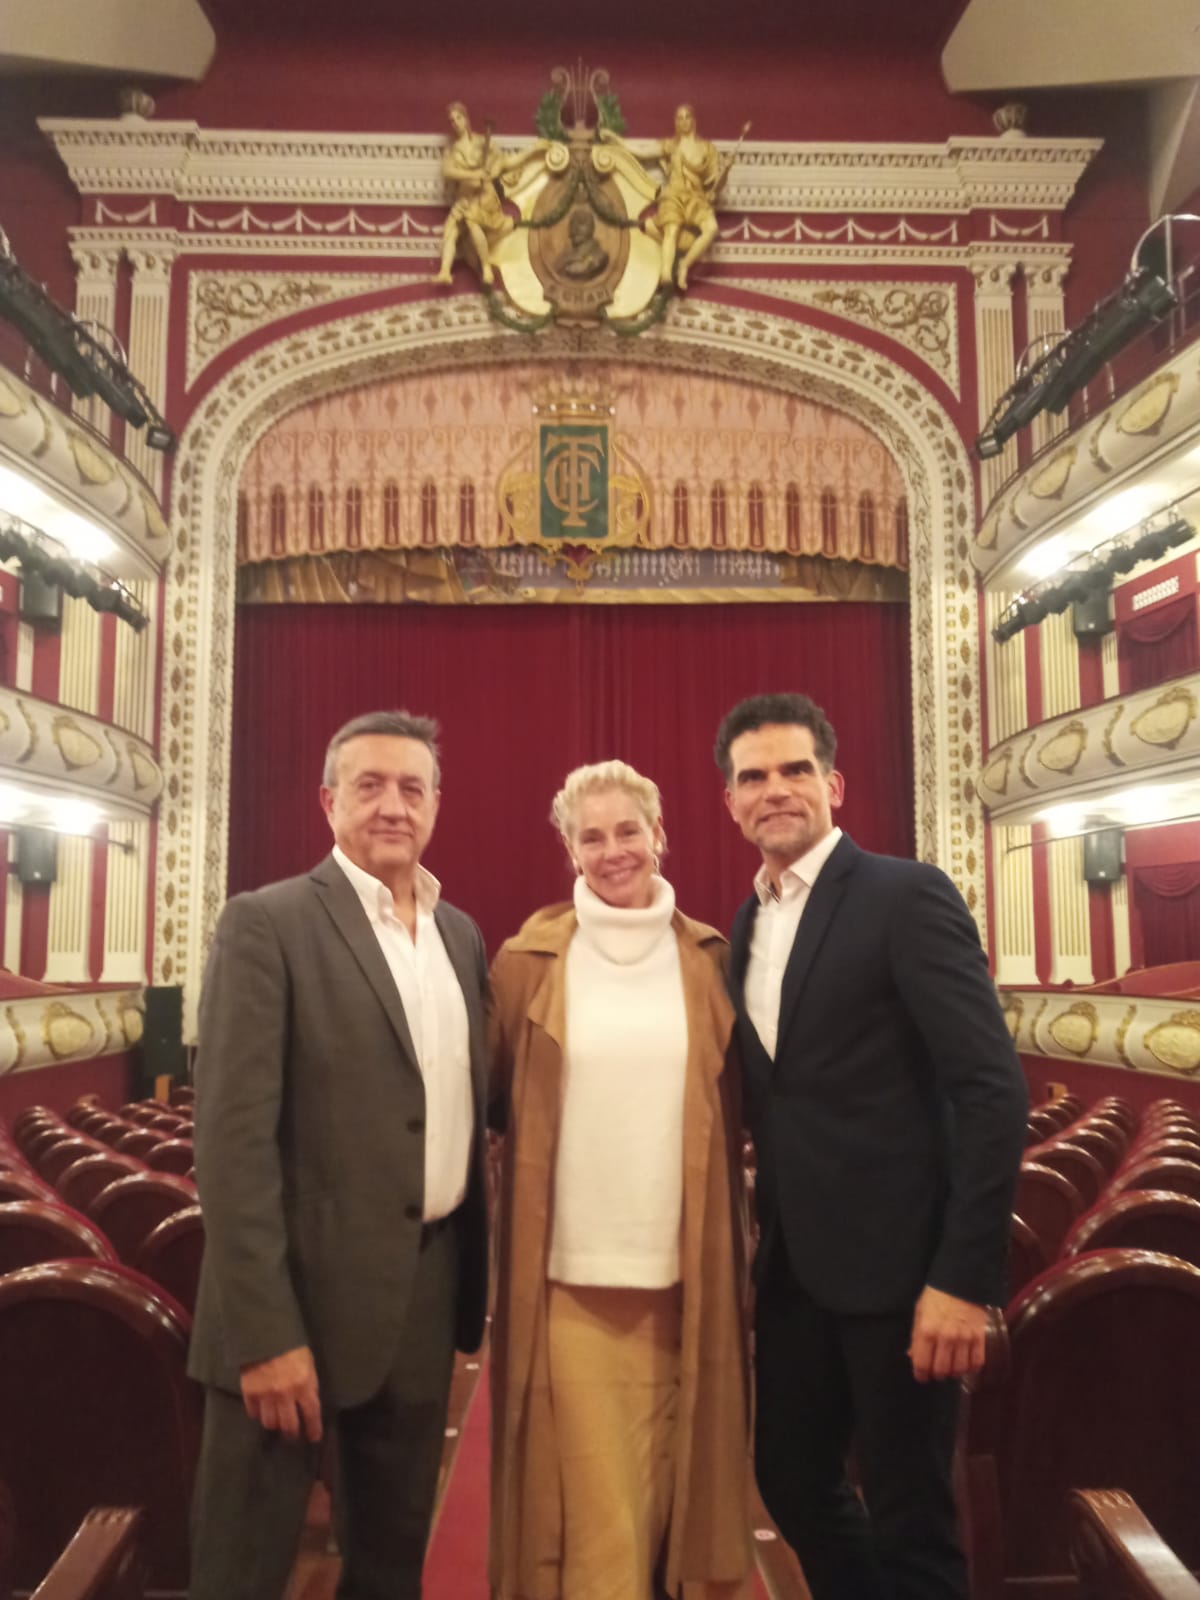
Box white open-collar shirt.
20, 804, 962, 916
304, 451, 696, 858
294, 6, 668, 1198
744, 827, 843, 1060
332, 845, 472, 1221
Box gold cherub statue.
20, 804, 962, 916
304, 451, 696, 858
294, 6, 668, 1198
601, 105, 747, 290
433, 102, 546, 286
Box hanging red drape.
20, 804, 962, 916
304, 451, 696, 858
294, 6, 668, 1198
229, 602, 914, 955
1132, 862, 1200, 969
1117, 595, 1199, 693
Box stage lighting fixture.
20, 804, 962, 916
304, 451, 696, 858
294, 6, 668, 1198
1043, 584, 1073, 616
1107, 538, 1140, 575
1040, 268, 1178, 414
1134, 526, 1172, 564
1163, 517, 1195, 550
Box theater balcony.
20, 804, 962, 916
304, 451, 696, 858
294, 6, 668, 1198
973, 224, 1200, 1090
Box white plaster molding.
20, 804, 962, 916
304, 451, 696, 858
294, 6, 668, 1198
974, 339, 1200, 579
0, 685, 163, 816
0, 362, 170, 575
717, 277, 960, 395
160, 292, 981, 1036
39, 118, 1101, 214
1002, 987, 1200, 1080
0, 986, 145, 1078
980, 672, 1200, 820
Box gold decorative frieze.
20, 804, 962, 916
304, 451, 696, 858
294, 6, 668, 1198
717, 278, 959, 393
973, 339, 1200, 576
0, 363, 169, 574
186, 270, 429, 387
0, 986, 144, 1078
1006, 988, 1200, 1079
980, 671, 1200, 819
0, 687, 162, 815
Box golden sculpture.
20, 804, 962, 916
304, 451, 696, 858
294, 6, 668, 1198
601, 106, 747, 290
433, 103, 547, 286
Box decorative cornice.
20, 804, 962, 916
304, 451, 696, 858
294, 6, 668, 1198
0, 362, 170, 574
974, 339, 1200, 579
1002, 987, 1200, 1079
0, 986, 144, 1077
980, 673, 1200, 819
0, 686, 163, 817
40, 118, 1100, 215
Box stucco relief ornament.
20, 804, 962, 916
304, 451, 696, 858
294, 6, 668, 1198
432, 66, 748, 333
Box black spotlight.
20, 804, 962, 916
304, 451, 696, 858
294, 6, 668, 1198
1040, 267, 1179, 413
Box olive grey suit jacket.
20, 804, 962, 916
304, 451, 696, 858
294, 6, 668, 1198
188, 854, 490, 1411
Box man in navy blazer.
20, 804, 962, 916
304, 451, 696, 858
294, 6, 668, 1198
716, 692, 1027, 1600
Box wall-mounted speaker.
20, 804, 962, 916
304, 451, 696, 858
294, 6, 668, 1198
139, 984, 185, 1092
13, 828, 57, 885
18, 573, 63, 627
1083, 827, 1124, 883
1072, 588, 1113, 638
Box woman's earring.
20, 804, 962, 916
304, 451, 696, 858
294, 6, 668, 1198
652, 853, 662, 875
572, 859, 583, 876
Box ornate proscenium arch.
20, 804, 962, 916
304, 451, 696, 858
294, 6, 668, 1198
161, 292, 980, 1034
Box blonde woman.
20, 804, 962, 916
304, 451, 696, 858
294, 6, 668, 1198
488, 760, 752, 1600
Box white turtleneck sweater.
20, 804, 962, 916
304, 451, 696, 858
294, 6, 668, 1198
548, 875, 689, 1288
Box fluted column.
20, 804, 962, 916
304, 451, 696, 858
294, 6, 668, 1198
992, 824, 1039, 986
969, 251, 1019, 511
125, 244, 175, 494
101, 818, 149, 984
1112, 874, 1133, 977
44, 835, 93, 984
58, 595, 101, 716
1047, 835, 1093, 985
1102, 630, 1120, 698
69, 241, 121, 437
1024, 260, 1069, 455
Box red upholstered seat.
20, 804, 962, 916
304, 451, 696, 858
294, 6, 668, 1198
1006, 1214, 1047, 1305
1110, 1158, 1200, 1202
0, 1170, 56, 1204
1013, 1161, 1084, 1262
959, 1250, 1200, 1596
57, 1153, 145, 1213
1121, 1135, 1200, 1169
112, 1129, 166, 1160
87, 1174, 197, 1265
36, 1137, 103, 1186
1064, 1191, 1200, 1268
144, 1140, 194, 1177
0, 1201, 115, 1272
134, 1207, 204, 1318
1026, 1140, 1106, 1208
22, 1125, 72, 1162
0, 1260, 201, 1593
1058, 1127, 1123, 1177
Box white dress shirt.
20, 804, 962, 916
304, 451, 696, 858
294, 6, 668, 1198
744, 827, 843, 1059
332, 845, 472, 1221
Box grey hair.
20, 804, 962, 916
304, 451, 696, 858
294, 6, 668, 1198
322, 710, 441, 788
550, 759, 667, 854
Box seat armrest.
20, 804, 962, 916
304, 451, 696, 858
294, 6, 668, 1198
1071, 1489, 1200, 1600
31, 1508, 143, 1600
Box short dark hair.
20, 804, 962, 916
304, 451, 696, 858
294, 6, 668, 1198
323, 710, 441, 788
713, 693, 837, 782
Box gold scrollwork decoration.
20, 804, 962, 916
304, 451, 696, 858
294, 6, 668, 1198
1046, 1000, 1099, 1058
195, 277, 335, 357
810, 285, 951, 365
1102, 704, 1127, 766
1001, 992, 1023, 1042
981, 745, 1012, 800
1018, 732, 1039, 789
1028, 996, 1049, 1054
1129, 685, 1197, 752
1116, 372, 1180, 437
1143, 1010, 1200, 1077
1028, 445, 1076, 502
6, 1007, 25, 1070
1037, 719, 1088, 776
51, 713, 104, 773
42, 1000, 98, 1061
1114, 1004, 1137, 1069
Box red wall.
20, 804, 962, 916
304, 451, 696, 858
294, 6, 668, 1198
0, 1052, 134, 1123
1022, 1053, 1200, 1119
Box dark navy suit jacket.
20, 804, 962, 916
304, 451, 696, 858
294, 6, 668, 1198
730, 833, 1027, 1314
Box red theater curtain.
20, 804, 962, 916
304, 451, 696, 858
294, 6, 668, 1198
1117, 596, 1199, 693
229, 603, 914, 955
1133, 863, 1200, 969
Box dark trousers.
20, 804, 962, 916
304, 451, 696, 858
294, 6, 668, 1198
189, 1220, 460, 1600
754, 1243, 966, 1600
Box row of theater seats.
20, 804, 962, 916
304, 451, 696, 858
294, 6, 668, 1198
1010, 1092, 1200, 1298
0, 1099, 203, 1315
955, 1091, 1200, 1597
0, 1095, 205, 1596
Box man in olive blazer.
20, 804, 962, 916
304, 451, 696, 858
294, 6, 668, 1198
189, 711, 489, 1600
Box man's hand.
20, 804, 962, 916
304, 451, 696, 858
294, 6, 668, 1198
240, 1345, 323, 1442
908, 1286, 988, 1383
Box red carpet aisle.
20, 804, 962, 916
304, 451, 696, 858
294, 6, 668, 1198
424, 1358, 782, 1600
